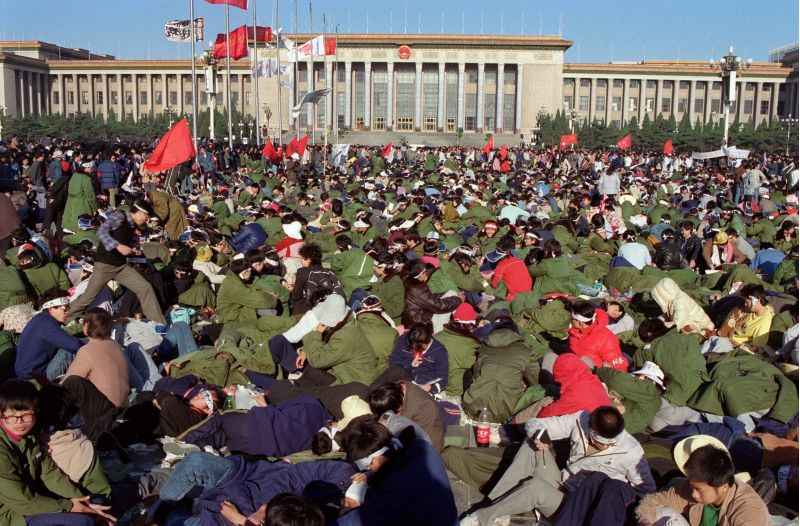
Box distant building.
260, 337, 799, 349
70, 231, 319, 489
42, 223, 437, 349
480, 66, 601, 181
0, 36, 795, 141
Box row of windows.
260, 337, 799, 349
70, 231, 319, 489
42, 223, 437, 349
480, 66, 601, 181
53, 90, 251, 107
565, 79, 765, 91
566, 95, 771, 115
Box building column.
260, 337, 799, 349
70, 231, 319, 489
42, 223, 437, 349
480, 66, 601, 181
16, 71, 25, 117
688, 80, 697, 126
605, 78, 612, 124
637, 80, 645, 123
28, 72, 38, 115
73, 74, 81, 114
149, 74, 155, 116
476, 62, 485, 131
89, 75, 96, 117
133, 75, 140, 122
588, 78, 596, 122
457, 63, 465, 130
363, 61, 371, 129
239, 73, 246, 116
496, 63, 504, 132
325, 61, 334, 130
621, 79, 628, 124
703, 81, 712, 124
737, 82, 746, 123
386, 62, 394, 131
344, 62, 352, 128
414, 62, 423, 131
770, 81, 780, 123
655, 80, 663, 120
117, 75, 124, 119
754, 82, 764, 126
514, 65, 523, 133
437, 62, 445, 131
58, 75, 65, 115
178, 75, 184, 115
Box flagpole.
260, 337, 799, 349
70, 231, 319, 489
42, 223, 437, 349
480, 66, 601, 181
189, 0, 199, 152
225, 2, 234, 149
274, 0, 283, 146
294, 0, 299, 140
309, 0, 315, 147
252, 0, 261, 146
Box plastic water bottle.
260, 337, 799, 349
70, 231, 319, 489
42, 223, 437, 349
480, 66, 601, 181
476, 407, 491, 448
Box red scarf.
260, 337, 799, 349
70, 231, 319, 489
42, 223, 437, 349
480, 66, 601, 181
0, 421, 24, 443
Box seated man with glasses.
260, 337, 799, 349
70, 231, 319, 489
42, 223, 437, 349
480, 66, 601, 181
14, 289, 82, 382
0, 379, 115, 526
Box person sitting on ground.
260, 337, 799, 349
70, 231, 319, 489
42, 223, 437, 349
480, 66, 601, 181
388, 323, 449, 395
0, 379, 116, 526
568, 300, 627, 371
636, 439, 768, 526
14, 288, 82, 381
720, 284, 775, 350
368, 381, 444, 451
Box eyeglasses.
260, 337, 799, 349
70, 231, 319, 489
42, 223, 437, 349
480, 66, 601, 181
2, 412, 34, 424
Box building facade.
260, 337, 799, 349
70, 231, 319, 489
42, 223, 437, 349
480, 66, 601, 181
0, 36, 796, 141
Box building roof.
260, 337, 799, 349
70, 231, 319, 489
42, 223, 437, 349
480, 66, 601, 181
284, 33, 574, 50
564, 60, 792, 78
46, 59, 252, 71
0, 40, 113, 60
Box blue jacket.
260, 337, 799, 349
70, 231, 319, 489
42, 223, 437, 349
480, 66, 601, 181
197, 457, 354, 526
336, 435, 458, 526
14, 312, 82, 379
389, 335, 449, 394
46, 159, 63, 183
96, 160, 121, 190
230, 222, 267, 254
751, 248, 786, 281
183, 394, 331, 457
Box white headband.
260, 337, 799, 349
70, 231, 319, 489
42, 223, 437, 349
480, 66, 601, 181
318, 426, 341, 453
42, 297, 70, 310
133, 203, 150, 215
354, 446, 388, 471
571, 312, 595, 323
232, 253, 245, 261
589, 429, 618, 446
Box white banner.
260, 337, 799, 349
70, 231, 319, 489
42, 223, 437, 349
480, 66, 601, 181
164, 18, 204, 42
332, 144, 350, 168
691, 146, 751, 160
290, 88, 331, 119
255, 59, 289, 78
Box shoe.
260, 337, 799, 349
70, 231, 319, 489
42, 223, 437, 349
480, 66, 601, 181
493, 516, 511, 526
459, 515, 480, 526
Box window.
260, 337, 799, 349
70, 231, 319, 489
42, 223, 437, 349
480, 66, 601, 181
231, 92, 239, 107
446, 117, 456, 132
596, 96, 605, 112
372, 70, 388, 129
182, 91, 190, 105
579, 95, 589, 112
613, 79, 624, 88
679, 80, 690, 90
611, 96, 621, 111
745, 82, 755, 91
374, 116, 385, 130
423, 69, 438, 128
140, 91, 148, 105
661, 97, 672, 113
646, 98, 655, 111
597, 79, 608, 88
446, 69, 458, 121
96, 91, 104, 105
200, 92, 208, 105
245, 91, 251, 106
424, 116, 436, 131
503, 93, 515, 130
466, 69, 477, 84
465, 116, 476, 131
396, 69, 415, 123
712, 82, 721, 90
760, 100, 770, 115
155, 91, 163, 105
629, 79, 640, 88
580, 78, 591, 87
628, 97, 638, 111
504, 70, 516, 87
336, 91, 345, 127
663, 80, 674, 89
397, 117, 413, 131
110, 91, 118, 105
338, 115, 345, 129
647, 80, 657, 89
743, 100, 753, 114
125, 91, 133, 104
81, 91, 89, 105
711, 99, 721, 113
564, 78, 574, 88
694, 98, 704, 113
298, 69, 307, 83
563, 96, 573, 109
611, 119, 621, 128
169, 91, 178, 106
336, 66, 345, 83
354, 70, 365, 126
355, 116, 365, 128
53, 91, 60, 105
678, 98, 688, 112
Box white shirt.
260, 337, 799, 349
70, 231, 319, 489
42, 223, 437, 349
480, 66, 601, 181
617, 242, 652, 270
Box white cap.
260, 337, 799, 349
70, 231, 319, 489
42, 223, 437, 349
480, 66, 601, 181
632, 361, 665, 389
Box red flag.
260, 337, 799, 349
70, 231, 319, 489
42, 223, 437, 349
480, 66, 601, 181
382, 143, 394, 160
286, 135, 309, 158
205, 0, 247, 10
481, 135, 494, 154
213, 25, 249, 60
663, 139, 674, 155
499, 146, 508, 160
262, 141, 280, 162
559, 134, 577, 150
143, 119, 196, 174
247, 26, 273, 43
617, 133, 632, 150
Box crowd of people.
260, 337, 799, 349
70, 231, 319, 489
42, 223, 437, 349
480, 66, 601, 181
0, 133, 796, 526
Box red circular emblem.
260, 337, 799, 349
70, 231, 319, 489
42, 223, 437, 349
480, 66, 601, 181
398, 45, 412, 60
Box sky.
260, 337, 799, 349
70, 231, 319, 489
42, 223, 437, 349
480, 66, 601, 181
0, 0, 797, 63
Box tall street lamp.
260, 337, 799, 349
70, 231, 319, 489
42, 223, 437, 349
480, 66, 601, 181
710, 46, 751, 148
203, 46, 218, 141
780, 114, 798, 156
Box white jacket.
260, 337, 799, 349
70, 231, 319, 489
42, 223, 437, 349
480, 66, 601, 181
192, 260, 226, 285
525, 410, 656, 493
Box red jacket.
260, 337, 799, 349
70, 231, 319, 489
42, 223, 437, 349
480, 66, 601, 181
491, 256, 532, 301
568, 320, 627, 372
537, 353, 612, 418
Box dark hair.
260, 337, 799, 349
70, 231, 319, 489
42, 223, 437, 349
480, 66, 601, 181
496, 235, 516, 253
311, 430, 333, 455
335, 235, 352, 251
131, 198, 154, 217
683, 445, 735, 487
739, 283, 768, 306
264, 493, 325, 526
680, 221, 695, 232
590, 406, 624, 439
543, 239, 562, 259
299, 243, 323, 266
368, 382, 404, 414
331, 199, 343, 216
0, 379, 38, 415
340, 414, 392, 463
590, 213, 605, 230
571, 300, 596, 320
638, 318, 671, 343
83, 308, 112, 339
407, 323, 433, 348
41, 288, 69, 306
725, 227, 738, 237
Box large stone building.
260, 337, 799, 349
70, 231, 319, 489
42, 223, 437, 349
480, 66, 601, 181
0, 35, 796, 142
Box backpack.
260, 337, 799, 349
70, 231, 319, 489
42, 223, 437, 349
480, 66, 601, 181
302, 269, 344, 307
